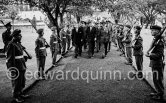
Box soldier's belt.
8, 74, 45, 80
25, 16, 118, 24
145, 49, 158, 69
15, 55, 24, 59
40, 47, 46, 49
53, 41, 58, 43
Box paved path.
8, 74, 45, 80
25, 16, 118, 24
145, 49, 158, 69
20, 47, 163, 103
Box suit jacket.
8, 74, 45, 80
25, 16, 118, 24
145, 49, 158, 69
132, 35, 143, 56
72, 26, 84, 45
149, 37, 164, 68
86, 26, 96, 42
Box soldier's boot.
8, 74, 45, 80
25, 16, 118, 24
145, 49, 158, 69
13, 97, 24, 103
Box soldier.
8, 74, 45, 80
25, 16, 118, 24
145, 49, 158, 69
119, 25, 125, 56
122, 25, 133, 65
66, 25, 71, 50
60, 25, 67, 56
6, 29, 30, 102
146, 25, 165, 100
2, 22, 12, 53
35, 29, 49, 79
72, 23, 84, 58
50, 27, 59, 67
132, 26, 143, 78
86, 22, 96, 58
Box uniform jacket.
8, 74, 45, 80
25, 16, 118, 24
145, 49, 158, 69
100, 27, 110, 43
72, 26, 84, 45
60, 29, 67, 41
132, 35, 143, 56
149, 37, 164, 68
123, 32, 132, 47
50, 34, 59, 52
35, 37, 47, 58
6, 41, 26, 71
86, 26, 96, 42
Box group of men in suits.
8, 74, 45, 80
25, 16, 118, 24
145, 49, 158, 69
71, 21, 112, 58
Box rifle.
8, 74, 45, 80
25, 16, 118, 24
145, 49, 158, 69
146, 26, 166, 54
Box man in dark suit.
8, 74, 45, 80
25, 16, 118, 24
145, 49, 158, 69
146, 25, 165, 100
86, 22, 96, 58
132, 26, 143, 78
72, 23, 84, 58
2, 22, 12, 53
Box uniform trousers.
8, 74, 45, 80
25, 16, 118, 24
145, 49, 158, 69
152, 66, 164, 96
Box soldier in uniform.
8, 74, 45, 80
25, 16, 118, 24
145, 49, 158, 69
66, 25, 71, 50
122, 25, 133, 65
50, 27, 59, 67
86, 22, 96, 58
35, 29, 49, 79
60, 26, 67, 56
146, 25, 165, 100
6, 29, 30, 102
2, 22, 12, 53
72, 23, 84, 58
132, 26, 143, 78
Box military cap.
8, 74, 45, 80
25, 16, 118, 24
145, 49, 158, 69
5, 22, 12, 27
37, 28, 44, 34
125, 25, 131, 29
12, 29, 21, 37
51, 26, 56, 31
134, 26, 142, 31
150, 25, 162, 31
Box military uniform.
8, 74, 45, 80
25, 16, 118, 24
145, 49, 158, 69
123, 31, 133, 64
132, 35, 143, 72
35, 36, 47, 78
146, 25, 165, 99
60, 29, 67, 55
66, 28, 71, 50
6, 29, 27, 102
149, 37, 165, 96
2, 29, 12, 53
50, 33, 59, 66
